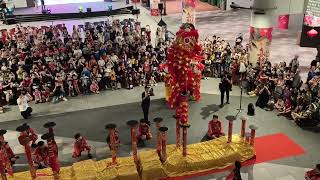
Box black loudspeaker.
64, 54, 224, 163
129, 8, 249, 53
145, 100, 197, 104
132, 9, 140, 15
87, 8, 92, 13
158, 3, 164, 11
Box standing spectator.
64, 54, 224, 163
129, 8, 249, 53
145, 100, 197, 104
219, 72, 231, 107
141, 86, 151, 124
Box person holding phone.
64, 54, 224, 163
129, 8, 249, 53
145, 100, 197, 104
17, 89, 33, 119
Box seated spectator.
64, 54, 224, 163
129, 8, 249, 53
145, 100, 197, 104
255, 84, 271, 109
277, 98, 292, 118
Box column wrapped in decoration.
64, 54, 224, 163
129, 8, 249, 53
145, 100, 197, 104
226, 116, 236, 143
159, 127, 168, 162
240, 116, 247, 138
173, 115, 181, 147
180, 124, 190, 157
182, 0, 196, 25
105, 124, 118, 166
153, 118, 163, 155
127, 120, 139, 163
249, 125, 258, 146
41, 133, 60, 180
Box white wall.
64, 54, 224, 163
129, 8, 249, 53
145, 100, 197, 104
12, 0, 28, 8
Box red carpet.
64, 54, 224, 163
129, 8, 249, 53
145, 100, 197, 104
164, 133, 305, 180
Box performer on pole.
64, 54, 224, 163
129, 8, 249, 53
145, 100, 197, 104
41, 133, 60, 180
137, 119, 152, 147
23, 123, 38, 146
43, 122, 56, 137
33, 141, 49, 169
17, 125, 36, 179
72, 133, 92, 160
206, 115, 225, 140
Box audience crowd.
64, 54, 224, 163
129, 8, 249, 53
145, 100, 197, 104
201, 34, 320, 129
0, 20, 319, 130
0, 19, 171, 113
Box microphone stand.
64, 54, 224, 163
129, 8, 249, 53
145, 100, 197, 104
236, 74, 244, 116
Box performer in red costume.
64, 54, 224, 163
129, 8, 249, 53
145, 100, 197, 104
0, 141, 14, 177
72, 133, 92, 159
206, 115, 225, 140
33, 141, 49, 169
137, 119, 152, 146
106, 129, 120, 150
41, 133, 60, 180
305, 164, 320, 180
23, 123, 38, 146
0, 129, 18, 166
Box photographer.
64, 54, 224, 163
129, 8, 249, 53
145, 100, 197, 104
219, 72, 232, 107
141, 86, 154, 125
17, 90, 33, 119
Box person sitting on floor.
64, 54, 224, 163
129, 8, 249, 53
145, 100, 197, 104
277, 98, 292, 117
206, 115, 225, 140
137, 119, 152, 146
305, 164, 320, 180
275, 98, 285, 111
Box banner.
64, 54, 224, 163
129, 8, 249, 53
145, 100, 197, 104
151, 0, 160, 16
182, 0, 196, 25
248, 27, 273, 65
278, 14, 289, 30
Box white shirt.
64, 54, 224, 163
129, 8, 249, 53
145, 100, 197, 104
17, 95, 30, 112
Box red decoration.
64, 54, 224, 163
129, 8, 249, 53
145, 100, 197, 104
307, 29, 318, 38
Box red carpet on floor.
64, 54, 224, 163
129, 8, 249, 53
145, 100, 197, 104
164, 133, 305, 180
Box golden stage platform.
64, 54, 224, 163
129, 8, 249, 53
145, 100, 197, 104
9, 135, 255, 180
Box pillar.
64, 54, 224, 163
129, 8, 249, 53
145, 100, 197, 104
159, 127, 168, 162
173, 115, 181, 147
179, 124, 190, 157
240, 116, 247, 137
249, 125, 258, 146
105, 124, 117, 166
248, 0, 275, 66
41, 133, 60, 180
153, 117, 163, 155
226, 115, 236, 143
127, 120, 139, 163
182, 0, 196, 25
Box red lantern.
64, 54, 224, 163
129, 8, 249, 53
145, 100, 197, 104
307, 29, 318, 38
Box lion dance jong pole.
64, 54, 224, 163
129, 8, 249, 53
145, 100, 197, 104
163, 23, 204, 155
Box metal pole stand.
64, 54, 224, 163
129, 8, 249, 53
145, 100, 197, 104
179, 124, 190, 157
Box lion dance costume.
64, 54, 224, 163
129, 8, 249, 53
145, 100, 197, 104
164, 23, 204, 125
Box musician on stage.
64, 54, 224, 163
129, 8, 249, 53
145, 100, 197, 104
206, 115, 225, 140
72, 133, 92, 159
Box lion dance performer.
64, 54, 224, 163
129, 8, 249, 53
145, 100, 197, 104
41, 133, 60, 180
164, 23, 204, 155
165, 23, 204, 125
0, 129, 14, 178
